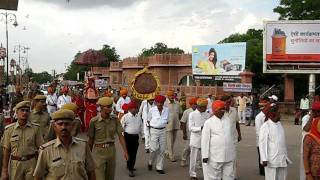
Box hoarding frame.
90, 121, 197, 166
263, 20, 320, 74
0, 0, 19, 11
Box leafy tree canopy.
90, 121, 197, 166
140, 42, 184, 57
274, 0, 320, 20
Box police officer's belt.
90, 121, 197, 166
11, 154, 36, 161
94, 142, 115, 148
151, 126, 166, 130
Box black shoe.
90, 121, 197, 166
129, 170, 135, 177
148, 164, 152, 171
156, 170, 165, 174
145, 149, 150, 153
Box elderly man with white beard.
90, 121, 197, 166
201, 100, 235, 180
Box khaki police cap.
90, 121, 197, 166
51, 109, 75, 121
61, 103, 78, 112
33, 95, 46, 100
97, 97, 113, 106
15, 101, 31, 110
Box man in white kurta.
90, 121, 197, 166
46, 89, 58, 115
180, 97, 198, 167
147, 95, 169, 174
189, 98, 210, 179
116, 90, 131, 114
138, 99, 155, 153
259, 106, 291, 180
201, 100, 235, 180
57, 89, 72, 109
222, 95, 242, 179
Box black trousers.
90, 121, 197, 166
257, 147, 265, 176
124, 132, 139, 170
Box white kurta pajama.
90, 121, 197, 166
116, 96, 131, 113
259, 119, 291, 180
188, 109, 210, 178
201, 115, 235, 180
148, 106, 169, 170
46, 93, 58, 115
138, 100, 155, 150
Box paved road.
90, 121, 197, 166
110, 120, 301, 180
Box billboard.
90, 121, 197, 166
264, 20, 320, 73
192, 42, 246, 76
0, 0, 19, 10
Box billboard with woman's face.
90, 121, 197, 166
192, 42, 246, 76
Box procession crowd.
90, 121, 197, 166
0, 80, 319, 180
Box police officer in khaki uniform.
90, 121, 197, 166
33, 109, 96, 180
29, 95, 51, 141
88, 97, 129, 180
47, 103, 82, 141
1, 101, 44, 180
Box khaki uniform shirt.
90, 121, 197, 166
88, 114, 123, 144
1, 121, 43, 156
29, 110, 51, 139
166, 101, 182, 131
33, 137, 95, 180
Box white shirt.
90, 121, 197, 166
189, 109, 210, 148
224, 107, 240, 143
46, 93, 58, 106
139, 100, 154, 121
121, 112, 142, 135
180, 108, 194, 139
207, 97, 213, 114
201, 115, 235, 163
57, 94, 72, 109
301, 114, 310, 137
116, 96, 131, 113
255, 111, 266, 146
300, 98, 310, 110
259, 119, 291, 167
147, 106, 169, 128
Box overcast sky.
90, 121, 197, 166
0, 0, 279, 74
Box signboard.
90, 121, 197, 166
193, 75, 241, 81
95, 79, 107, 88
223, 82, 252, 92
0, 0, 19, 10
192, 42, 246, 76
264, 20, 320, 73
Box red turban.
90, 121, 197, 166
312, 102, 320, 110
122, 103, 129, 112
212, 100, 225, 110
188, 97, 198, 106
155, 95, 166, 103
61, 86, 69, 93
127, 101, 138, 109
48, 87, 54, 94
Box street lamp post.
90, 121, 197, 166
0, 10, 18, 85
13, 45, 29, 84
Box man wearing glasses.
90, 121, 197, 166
1, 101, 44, 180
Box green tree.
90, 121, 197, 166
219, 29, 281, 88
274, 0, 320, 20
33, 71, 53, 84
99, 44, 120, 66
140, 42, 184, 57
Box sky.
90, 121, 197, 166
0, 0, 279, 74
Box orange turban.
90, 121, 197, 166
104, 91, 113, 97
212, 100, 225, 110
197, 98, 208, 106
189, 97, 198, 106
166, 90, 174, 97
120, 89, 128, 96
